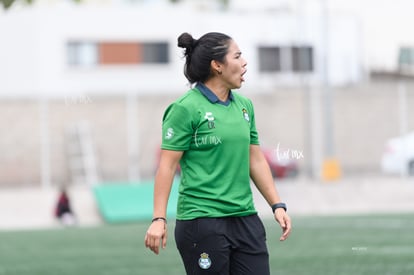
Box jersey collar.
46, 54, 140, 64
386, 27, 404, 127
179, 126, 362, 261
196, 82, 234, 106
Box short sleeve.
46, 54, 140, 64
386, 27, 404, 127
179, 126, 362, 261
161, 102, 194, 151
248, 99, 260, 145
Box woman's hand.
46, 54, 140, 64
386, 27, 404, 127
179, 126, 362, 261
144, 220, 168, 255
274, 209, 291, 241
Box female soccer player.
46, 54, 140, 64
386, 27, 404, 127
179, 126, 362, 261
145, 32, 291, 274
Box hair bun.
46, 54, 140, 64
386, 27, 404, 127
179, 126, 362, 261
177, 32, 197, 53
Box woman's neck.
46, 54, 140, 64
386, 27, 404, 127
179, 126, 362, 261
203, 80, 229, 102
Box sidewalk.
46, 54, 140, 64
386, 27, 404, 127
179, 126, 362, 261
0, 185, 100, 231
1, 176, 413, 231
253, 175, 414, 218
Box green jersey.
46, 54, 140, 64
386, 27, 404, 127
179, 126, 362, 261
161, 83, 260, 220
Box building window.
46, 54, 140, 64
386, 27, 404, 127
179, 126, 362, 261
258, 45, 313, 73
99, 42, 141, 64
67, 41, 169, 67
399, 47, 414, 68
258, 46, 281, 72
141, 43, 169, 63
292, 46, 313, 72
67, 42, 98, 67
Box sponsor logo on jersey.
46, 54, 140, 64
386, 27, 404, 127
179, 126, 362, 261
165, 127, 174, 140
242, 108, 250, 122
204, 111, 215, 129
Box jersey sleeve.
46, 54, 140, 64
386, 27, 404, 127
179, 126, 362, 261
248, 99, 260, 145
161, 102, 194, 151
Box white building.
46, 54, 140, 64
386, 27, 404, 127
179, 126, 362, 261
0, 0, 362, 98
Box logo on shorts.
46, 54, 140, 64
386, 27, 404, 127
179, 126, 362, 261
198, 252, 212, 269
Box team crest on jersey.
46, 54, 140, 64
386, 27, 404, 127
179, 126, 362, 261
242, 108, 250, 122
198, 253, 212, 269
204, 111, 215, 129
165, 127, 174, 140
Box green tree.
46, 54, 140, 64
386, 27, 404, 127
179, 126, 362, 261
1, 0, 81, 10
1, 0, 35, 9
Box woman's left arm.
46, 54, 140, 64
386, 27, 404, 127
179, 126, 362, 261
249, 144, 292, 241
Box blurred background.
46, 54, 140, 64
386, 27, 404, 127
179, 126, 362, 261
0, 0, 414, 230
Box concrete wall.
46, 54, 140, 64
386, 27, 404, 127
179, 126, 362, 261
1, 80, 413, 187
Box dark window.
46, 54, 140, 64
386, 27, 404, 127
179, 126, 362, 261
258, 46, 281, 72
142, 42, 169, 63
258, 45, 314, 73
292, 46, 313, 72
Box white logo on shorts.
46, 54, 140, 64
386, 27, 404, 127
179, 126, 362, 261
198, 253, 212, 269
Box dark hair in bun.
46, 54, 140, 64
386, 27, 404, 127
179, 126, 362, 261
177, 32, 232, 84
177, 32, 196, 56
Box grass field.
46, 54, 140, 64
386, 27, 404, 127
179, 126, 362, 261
0, 213, 413, 275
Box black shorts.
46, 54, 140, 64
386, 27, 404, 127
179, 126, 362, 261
174, 214, 269, 275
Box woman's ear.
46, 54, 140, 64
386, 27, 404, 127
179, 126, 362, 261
211, 60, 222, 75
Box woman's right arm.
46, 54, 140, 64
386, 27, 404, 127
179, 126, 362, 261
144, 149, 183, 255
